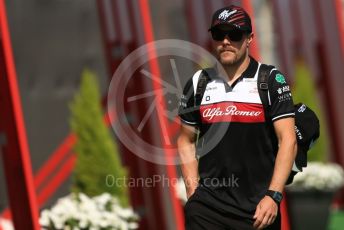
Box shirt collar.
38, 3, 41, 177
241, 56, 258, 79
209, 56, 258, 80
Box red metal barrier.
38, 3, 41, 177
334, 0, 344, 58
137, 1, 185, 229
1, 113, 112, 219
1, 134, 76, 219
0, 0, 40, 229
96, 0, 185, 229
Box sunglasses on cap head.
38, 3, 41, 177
210, 28, 245, 42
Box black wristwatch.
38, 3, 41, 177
265, 190, 283, 204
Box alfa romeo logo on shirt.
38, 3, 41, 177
107, 39, 227, 165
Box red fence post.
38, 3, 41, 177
0, 0, 40, 229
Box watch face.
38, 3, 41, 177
267, 190, 283, 203
273, 192, 283, 202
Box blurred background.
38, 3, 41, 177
0, 0, 344, 229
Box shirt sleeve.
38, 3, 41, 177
268, 69, 295, 122
178, 77, 200, 126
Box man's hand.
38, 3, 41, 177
185, 176, 198, 199
186, 189, 196, 199
253, 196, 278, 229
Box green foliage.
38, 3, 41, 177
69, 69, 129, 206
292, 60, 330, 162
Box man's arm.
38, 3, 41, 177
253, 117, 297, 229
269, 117, 297, 192
177, 123, 199, 199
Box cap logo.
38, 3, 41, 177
295, 125, 303, 140
298, 104, 307, 113
218, 9, 237, 20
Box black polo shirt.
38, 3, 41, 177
178, 57, 295, 219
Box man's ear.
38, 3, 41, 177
247, 32, 254, 46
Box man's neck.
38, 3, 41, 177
223, 54, 251, 85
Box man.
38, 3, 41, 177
178, 5, 297, 230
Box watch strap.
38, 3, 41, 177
266, 190, 283, 204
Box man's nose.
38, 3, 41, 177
222, 36, 231, 45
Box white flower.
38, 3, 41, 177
39, 210, 51, 227
288, 162, 344, 191
94, 193, 112, 206
118, 208, 135, 219
39, 193, 139, 229
128, 222, 139, 229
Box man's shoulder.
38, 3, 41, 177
182, 69, 203, 92
258, 63, 284, 81
185, 69, 203, 81
189, 69, 205, 84
193, 69, 203, 78
259, 63, 277, 72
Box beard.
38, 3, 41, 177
217, 50, 245, 66
219, 52, 237, 65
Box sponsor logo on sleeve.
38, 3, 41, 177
179, 94, 188, 108
277, 85, 290, 94
278, 93, 292, 102
275, 74, 286, 84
